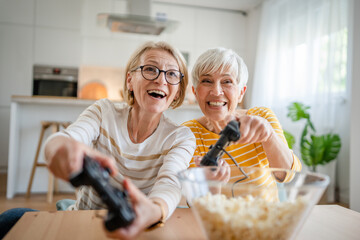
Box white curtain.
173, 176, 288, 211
251, 0, 349, 143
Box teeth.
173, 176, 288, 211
148, 90, 166, 97
209, 101, 225, 106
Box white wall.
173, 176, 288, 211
242, 4, 261, 107
0, 0, 253, 170
349, 0, 360, 211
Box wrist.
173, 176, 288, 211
146, 200, 166, 230
264, 130, 276, 145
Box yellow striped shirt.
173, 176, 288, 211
182, 107, 302, 200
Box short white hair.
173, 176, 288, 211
192, 47, 248, 89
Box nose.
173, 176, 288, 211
153, 71, 167, 85
210, 82, 223, 96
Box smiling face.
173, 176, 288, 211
126, 49, 180, 114
193, 67, 246, 123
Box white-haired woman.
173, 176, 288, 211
182, 47, 301, 182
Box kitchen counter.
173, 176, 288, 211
7, 96, 202, 198
11, 95, 98, 106
11, 95, 202, 110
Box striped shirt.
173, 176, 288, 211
48, 99, 196, 217
182, 107, 302, 200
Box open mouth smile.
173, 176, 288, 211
207, 101, 227, 106
147, 90, 167, 99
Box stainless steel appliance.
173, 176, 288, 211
33, 65, 78, 97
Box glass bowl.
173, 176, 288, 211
177, 166, 329, 240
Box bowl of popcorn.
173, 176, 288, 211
177, 166, 329, 240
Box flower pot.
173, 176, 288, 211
316, 160, 336, 203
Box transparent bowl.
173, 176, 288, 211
177, 166, 329, 240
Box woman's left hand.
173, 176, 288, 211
235, 115, 275, 145
104, 178, 164, 240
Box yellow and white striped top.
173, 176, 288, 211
47, 99, 196, 217
182, 107, 302, 200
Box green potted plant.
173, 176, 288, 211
286, 102, 342, 172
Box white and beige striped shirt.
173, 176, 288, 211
48, 99, 196, 217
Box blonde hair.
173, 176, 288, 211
123, 41, 188, 109
192, 47, 248, 90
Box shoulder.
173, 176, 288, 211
181, 119, 208, 136
246, 106, 276, 118
182, 119, 199, 128
161, 117, 195, 142
91, 99, 129, 114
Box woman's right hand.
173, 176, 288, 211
44, 136, 118, 181
104, 178, 166, 240
194, 157, 230, 182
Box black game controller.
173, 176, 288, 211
200, 120, 241, 166
70, 155, 135, 231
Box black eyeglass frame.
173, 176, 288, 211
132, 65, 184, 85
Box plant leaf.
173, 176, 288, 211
284, 130, 295, 149
287, 102, 311, 122
300, 123, 312, 166
287, 101, 342, 170
321, 134, 341, 164
309, 135, 325, 166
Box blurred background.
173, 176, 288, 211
0, 0, 359, 211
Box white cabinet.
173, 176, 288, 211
0, 25, 33, 106
7, 96, 94, 198
0, 0, 34, 24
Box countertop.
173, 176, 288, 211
11, 95, 201, 110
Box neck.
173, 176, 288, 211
197, 117, 229, 134
128, 106, 162, 143
198, 110, 247, 134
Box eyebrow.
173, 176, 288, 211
201, 73, 233, 77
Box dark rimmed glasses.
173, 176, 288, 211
132, 65, 183, 85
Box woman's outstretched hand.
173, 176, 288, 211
104, 178, 166, 240
45, 136, 118, 181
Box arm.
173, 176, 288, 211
44, 99, 118, 181
105, 127, 196, 239
45, 135, 117, 181
147, 127, 196, 218
236, 108, 300, 171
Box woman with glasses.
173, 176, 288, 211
47, 41, 196, 238
0, 41, 195, 240
182, 47, 301, 187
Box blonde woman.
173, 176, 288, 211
0, 41, 195, 240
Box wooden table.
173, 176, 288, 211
4, 205, 360, 239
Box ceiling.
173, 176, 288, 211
154, 0, 264, 12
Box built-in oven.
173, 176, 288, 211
33, 65, 78, 97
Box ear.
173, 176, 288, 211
192, 85, 196, 96
126, 72, 133, 91
192, 85, 199, 100
238, 85, 247, 103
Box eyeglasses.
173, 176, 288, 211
132, 65, 183, 85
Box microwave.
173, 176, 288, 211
32, 65, 78, 97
